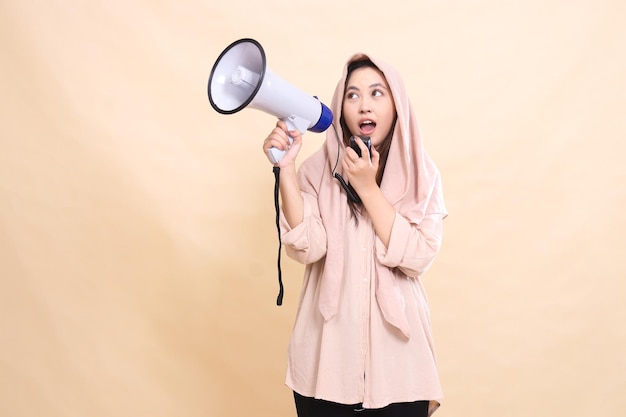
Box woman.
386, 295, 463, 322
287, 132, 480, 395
262, 54, 447, 417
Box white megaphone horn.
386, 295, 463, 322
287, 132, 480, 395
207, 38, 333, 163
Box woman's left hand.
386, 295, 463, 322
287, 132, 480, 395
342, 137, 380, 195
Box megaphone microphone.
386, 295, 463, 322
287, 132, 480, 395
207, 38, 333, 163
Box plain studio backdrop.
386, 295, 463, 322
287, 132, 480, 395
1, 1, 624, 416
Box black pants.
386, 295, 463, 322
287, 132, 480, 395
293, 392, 429, 417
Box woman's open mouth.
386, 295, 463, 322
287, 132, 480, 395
359, 119, 376, 135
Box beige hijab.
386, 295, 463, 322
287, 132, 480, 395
296, 53, 447, 338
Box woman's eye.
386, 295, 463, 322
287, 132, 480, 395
372, 90, 383, 97
346, 93, 358, 99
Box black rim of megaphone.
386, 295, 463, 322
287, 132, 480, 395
207, 38, 266, 115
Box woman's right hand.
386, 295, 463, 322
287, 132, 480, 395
262, 120, 303, 168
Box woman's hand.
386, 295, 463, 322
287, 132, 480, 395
342, 136, 380, 194
262, 120, 303, 168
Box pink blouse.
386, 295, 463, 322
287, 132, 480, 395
280, 192, 444, 416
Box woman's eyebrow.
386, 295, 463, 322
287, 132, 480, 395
346, 83, 388, 91
370, 83, 388, 89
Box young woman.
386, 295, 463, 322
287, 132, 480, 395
262, 54, 447, 417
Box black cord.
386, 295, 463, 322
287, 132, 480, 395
331, 124, 362, 203
334, 172, 361, 203
273, 166, 284, 306
331, 123, 341, 174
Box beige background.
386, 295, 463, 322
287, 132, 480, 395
1, 0, 624, 416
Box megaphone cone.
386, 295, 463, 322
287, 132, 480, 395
208, 38, 333, 163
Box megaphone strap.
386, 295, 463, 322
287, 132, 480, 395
273, 166, 285, 306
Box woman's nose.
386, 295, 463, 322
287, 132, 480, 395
359, 98, 371, 113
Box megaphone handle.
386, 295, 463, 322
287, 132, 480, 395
267, 116, 310, 164
268, 143, 289, 164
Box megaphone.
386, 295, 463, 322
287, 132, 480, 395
207, 38, 333, 163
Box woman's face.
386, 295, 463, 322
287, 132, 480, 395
342, 66, 396, 147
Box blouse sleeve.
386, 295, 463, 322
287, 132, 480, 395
279, 191, 328, 265
375, 212, 444, 278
